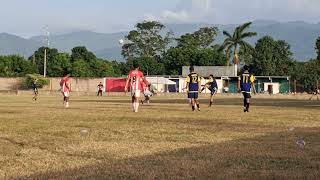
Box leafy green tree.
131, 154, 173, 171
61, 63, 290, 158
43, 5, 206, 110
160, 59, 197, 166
164, 46, 226, 75
71, 59, 92, 77
177, 27, 218, 49
71, 46, 96, 63
316, 36, 320, 61
252, 36, 294, 76
91, 59, 116, 77
0, 55, 37, 77
22, 74, 50, 89
29, 47, 59, 75
122, 21, 172, 58
292, 59, 320, 91
220, 22, 257, 65
46, 53, 71, 77
109, 61, 126, 76
134, 56, 165, 75
238, 47, 254, 65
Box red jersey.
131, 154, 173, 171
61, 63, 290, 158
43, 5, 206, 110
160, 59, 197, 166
128, 70, 145, 91
60, 76, 71, 93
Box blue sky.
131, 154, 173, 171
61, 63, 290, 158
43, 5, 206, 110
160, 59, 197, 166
0, 0, 319, 37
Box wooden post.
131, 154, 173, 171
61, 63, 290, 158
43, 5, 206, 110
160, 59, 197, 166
44, 48, 47, 77
294, 79, 297, 94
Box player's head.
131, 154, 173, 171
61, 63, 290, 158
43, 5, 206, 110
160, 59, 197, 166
63, 71, 70, 77
189, 66, 194, 73
209, 74, 214, 79
133, 61, 140, 70
243, 65, 250, 72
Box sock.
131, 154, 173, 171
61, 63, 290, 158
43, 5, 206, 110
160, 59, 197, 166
209, 101, 213, 107
192, 106, 195, 111
197, 104, 200, 109
243, 99, 247, 109
135, 102, 139, 112
246, 103, 250, 111
132, 103, 135, 112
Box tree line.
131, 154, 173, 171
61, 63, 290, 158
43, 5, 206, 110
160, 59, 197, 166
0, 21, 319, 91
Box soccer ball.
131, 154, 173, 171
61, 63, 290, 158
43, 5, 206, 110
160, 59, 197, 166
119, 39, 124, 45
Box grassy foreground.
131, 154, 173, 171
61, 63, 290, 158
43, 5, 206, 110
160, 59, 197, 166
0, 94, 319, 179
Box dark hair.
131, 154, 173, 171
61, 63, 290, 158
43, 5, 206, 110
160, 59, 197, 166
209, 74, 214, 78
189, 66, 194, 72
243, 65, 250, 71
63, 71, 70, 76
133, 60, 140, 69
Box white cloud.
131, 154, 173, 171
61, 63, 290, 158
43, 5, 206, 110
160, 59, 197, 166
144, 0, 320, 24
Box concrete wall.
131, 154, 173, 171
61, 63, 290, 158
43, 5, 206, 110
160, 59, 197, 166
0, 77, 105, 93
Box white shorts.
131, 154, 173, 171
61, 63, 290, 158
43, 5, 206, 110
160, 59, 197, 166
62, 91, 70, 97
131, 90, 141, 98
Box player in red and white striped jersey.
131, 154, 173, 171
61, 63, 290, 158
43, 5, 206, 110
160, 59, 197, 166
125, 63, 149, 112
60, 72, 71, 108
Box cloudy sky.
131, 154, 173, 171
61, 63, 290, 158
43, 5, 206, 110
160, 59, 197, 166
0, 0, 319, 37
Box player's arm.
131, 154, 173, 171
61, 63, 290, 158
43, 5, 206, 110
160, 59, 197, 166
185, 76, 190, 92
124, 75, 130, 92
142, 74, 149, 86
237, 76, 241, 92
198, 77, 202, 92
66, 81, 71, 91
250, 75, 256, 94
185, 82, 189, 92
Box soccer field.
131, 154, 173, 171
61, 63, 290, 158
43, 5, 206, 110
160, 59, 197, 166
0, 94, 319, 179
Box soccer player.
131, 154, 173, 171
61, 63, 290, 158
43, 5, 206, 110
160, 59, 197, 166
125, 63, 149, 112
186, 66, 201, 111
309, 87, 320, 101
239, 65, 254, 112
60, 72, 71, 108
201, 74, 218, 107
32, 79, 38, 101
141, 84, 154, 105
97, 82, 104, 96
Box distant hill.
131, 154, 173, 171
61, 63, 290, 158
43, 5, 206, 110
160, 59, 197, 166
0, 33, 39, 57
0, 20, 319, 61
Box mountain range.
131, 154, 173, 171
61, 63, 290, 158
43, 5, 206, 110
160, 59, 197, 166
0, 20, 319, 61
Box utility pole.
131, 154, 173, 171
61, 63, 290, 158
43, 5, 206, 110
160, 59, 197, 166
44, 25, 50, 77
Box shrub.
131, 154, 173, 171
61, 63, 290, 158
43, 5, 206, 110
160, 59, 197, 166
22, 74, 50, 89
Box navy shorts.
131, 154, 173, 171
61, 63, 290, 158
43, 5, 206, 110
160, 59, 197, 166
242, 92, 251, 99
209, 87, 217, 95
188, 92, 199, 99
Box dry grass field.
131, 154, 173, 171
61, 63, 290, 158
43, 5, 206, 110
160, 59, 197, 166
0, 94, 319, 179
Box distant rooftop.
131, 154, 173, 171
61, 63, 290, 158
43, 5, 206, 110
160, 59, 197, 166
182, 66, 237, 77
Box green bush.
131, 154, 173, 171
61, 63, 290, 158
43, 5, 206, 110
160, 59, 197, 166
22, 74, 50, 89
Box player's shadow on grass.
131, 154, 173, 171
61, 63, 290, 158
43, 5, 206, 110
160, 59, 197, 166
16, 127, 320, 179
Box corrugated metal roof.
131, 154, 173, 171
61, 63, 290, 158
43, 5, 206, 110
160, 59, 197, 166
182, 66, 236, 77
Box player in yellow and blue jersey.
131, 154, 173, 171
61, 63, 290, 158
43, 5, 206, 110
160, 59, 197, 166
186, 66, 201, 111
240, 65, 255, 112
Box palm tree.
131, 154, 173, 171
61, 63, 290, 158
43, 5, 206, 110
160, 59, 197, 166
220, 22, 257, 65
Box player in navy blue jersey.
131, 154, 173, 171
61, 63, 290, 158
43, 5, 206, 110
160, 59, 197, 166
201, 75, 218, 107
32, 79, 38, 101
239, 65, 255, 112
186, 66, 201, 111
